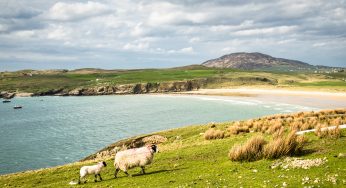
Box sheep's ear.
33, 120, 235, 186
102, 161, 107, 167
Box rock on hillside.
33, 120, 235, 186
202, 52, 314, 70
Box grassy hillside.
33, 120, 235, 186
1, 109, 345, 187
1, 67, 346, 93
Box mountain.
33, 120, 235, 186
202, 52, 315, 70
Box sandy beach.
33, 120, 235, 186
179, 88, 346, 109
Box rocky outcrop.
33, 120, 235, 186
65, 80, 203, 96
35, 88, 65, 96
81, 134, 168, 161
0, 80, 205, 98
0, 91, 15, 99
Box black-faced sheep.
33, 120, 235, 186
114, 144, 158, 177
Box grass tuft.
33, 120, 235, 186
264, 131, 306, 159
203, 128, 226, 140
228, 136, 266, 162
229, 131, 307, 161
315, 124, 341, 139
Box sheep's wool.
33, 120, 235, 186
114, 146, 154, 171
80, 163, 103, 178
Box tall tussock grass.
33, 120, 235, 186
263, 131, 306, 159
204, 128, 226, 140
246, 109, 346, 134
228, 136, 266, 162
315, 124, 341, 139
228, 125, 250, 135
229, 131, 306, 161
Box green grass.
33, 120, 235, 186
0, 68, 227, 93
293, 81, 346, 87
1, 67, 346, 93
1, 123, 345, 188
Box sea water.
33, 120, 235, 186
0, 95, 316, 174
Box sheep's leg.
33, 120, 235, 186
124, 171, 132, 177
79, 176, 86, 184
114, 168, 120, 178
98, 174, 103, 181
94, 174, 98, 182
141, 166, 146, 174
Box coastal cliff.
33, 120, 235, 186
0, 80, 205, 98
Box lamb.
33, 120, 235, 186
78, 161, 107, 184
114, 144, 158, 178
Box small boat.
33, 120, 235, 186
2, 100, 11, 103
13, 105, 23, 109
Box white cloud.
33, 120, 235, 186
189, 37, 200, 43
233, 26, 298, 36
313, 42, 327, 47
46, 25, 73, 40
277, 39, 296, 44
13, 30, 36, 38
168, 47, 194, 54
130, 23, 147, 37
0, 51, 77, 62
180, 47, 194, 53
1, 0, 346, 70
45, 1, 110, 21
146, 2, 211, 26
123, 42, 150, 51
0, 24, 9, 32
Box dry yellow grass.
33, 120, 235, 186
228, 136, 266, 162
227, 121, 250, 135
228, 125, 250, 135
204, 128, 226, 140
272, 127, 285, 139
266, 120, 283, 134
229, 131, 307, 161
315, 124, 341, 139
249, 109, 346, 133
226, 109, 345, 162
263, 131, 306, 159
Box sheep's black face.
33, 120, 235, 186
151, 145, 157, 153
102, 161, 107, 167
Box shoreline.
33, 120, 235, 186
179, 88, 346, 97
6, 87, 346, 109
10, 87, 346, 98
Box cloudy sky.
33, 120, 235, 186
0, 0, 345, 71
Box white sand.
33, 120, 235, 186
180, 88, 346, 109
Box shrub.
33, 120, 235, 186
204, 128, 225, 140
228, 136, 266, 162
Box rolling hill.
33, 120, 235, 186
202, 52, 315, 70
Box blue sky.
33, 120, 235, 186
0, 0, 345, 71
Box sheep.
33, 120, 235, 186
78, 161, 107, 184
114, 144, 158, 178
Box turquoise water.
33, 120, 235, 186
0, 95, 315, 174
